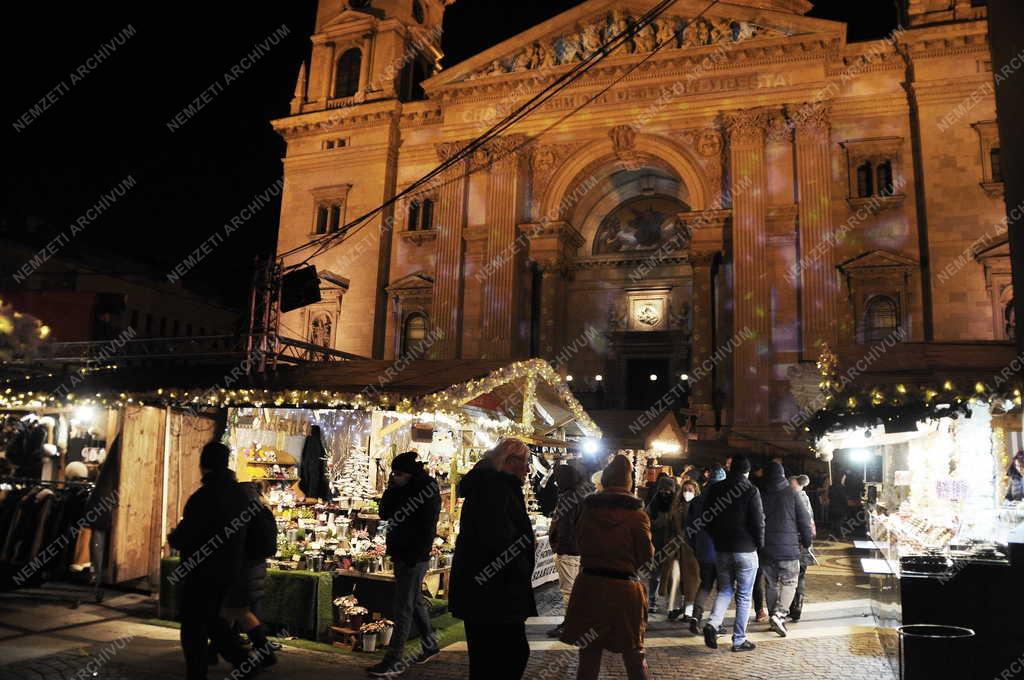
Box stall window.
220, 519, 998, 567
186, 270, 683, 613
402, 313, 428, 356
864, 295, 899, 342
335, 49, 362, 99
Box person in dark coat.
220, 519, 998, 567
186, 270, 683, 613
168, 442, 258, 680
369, 451, 442, 677
450, 439, 536, 680
759, 462, 813, 637
546, 462, 588, 638
685, 464, 725, 634
702, 454, 765, 653
644, 475, 677, 613
220, 481, 277, 669
561, 454, 653, 680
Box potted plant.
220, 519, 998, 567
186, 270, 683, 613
359, 622, 380, 652
377, 619, 395, 647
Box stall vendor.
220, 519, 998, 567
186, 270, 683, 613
1006, 451, 1024, 503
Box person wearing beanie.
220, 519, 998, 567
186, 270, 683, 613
700, 453, 765, 653
368, 451, 442, 676
644, 474, 677, 614
561, 454, 654, 680
450, 439, 536, 680
546, 462, 591, 638
168, 441, 259, 680
685, 465, 727, 634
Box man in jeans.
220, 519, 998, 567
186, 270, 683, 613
760, 462, 813, 637
369, 452, 442, 677
702, 454, 765, 653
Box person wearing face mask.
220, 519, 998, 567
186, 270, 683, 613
644, 475, 677, 613
450, 439, 537, 680
659, 479, 702, 622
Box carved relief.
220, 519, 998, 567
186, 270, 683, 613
722, 107, 779, 146
696, 130, 723, 158
465, 12, 786, 80
787, 102, 831, 139
609, 125, 637, 156
530, 141, 588, 199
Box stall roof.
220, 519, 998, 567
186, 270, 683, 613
805, 341, 1022, 439
0, 358, 600, 438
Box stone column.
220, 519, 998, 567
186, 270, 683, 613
430, 143, 469, 359
524, 221, 584, 358
724, 108, 775, 427
481, 136, 528, 359
687, 209, 728, 432
791, 104, 840, 357
319, 42, 335, 103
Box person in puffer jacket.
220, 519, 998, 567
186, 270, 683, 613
759, 462, 813, 638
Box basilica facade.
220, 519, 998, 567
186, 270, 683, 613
272, 0, 1008, 444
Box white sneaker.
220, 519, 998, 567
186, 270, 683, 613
769, 613, 787, 637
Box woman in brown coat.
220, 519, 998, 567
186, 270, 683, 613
561, 454, 654, 680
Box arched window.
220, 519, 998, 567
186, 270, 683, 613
421, 199, 434, 230
309, 313, 333, 350
412, 0, 425, 23
334, 49, 362, 99
991, 147, 1003, 183
402, 313, 428, 356
876, 161, 894, 196
856, 162, 874, 198
864, 296, 899, 343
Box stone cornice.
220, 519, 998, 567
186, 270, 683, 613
271, 100, 400, 139
897, 20, 989, 60
571, 253, 690, 271
520, 221, 585, 249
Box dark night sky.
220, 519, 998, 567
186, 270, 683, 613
2, 1, 894, 308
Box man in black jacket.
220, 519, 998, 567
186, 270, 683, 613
168, 442, 258, 680
369, 451, 442, 677
701, 454, 765, 653
759, 462, 813, 637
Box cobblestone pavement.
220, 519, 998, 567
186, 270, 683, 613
0, 542, 895, 680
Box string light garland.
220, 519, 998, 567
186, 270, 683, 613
0, 359, 600, 438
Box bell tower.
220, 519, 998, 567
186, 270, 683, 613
296, 0, 451, 113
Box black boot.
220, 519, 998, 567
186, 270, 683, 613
689, 606, 703, 635
247, 625, 278, 668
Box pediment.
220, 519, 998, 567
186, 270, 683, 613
386, 271, 435, 293
426, 0, 842, 90
837, 249, 919, 272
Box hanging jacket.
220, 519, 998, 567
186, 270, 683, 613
299, 426, 331, 500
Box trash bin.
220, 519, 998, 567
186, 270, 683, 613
898, 624, 975, 680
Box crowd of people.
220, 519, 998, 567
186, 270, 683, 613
169, 439, 820, 680
445, 440, 818, 680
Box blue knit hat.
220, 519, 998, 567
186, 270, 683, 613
709, 465, 726, 483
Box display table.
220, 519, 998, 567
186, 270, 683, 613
333, 566, 451, 619
159, 558, 334, 641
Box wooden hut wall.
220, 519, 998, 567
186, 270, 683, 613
164, 410, 216, 548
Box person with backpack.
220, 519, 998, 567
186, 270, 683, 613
220, 481, 279, 669
368, 451, 442, 677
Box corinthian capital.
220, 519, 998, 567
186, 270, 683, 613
722, 107, 779, 146
787, 102, 831, 139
